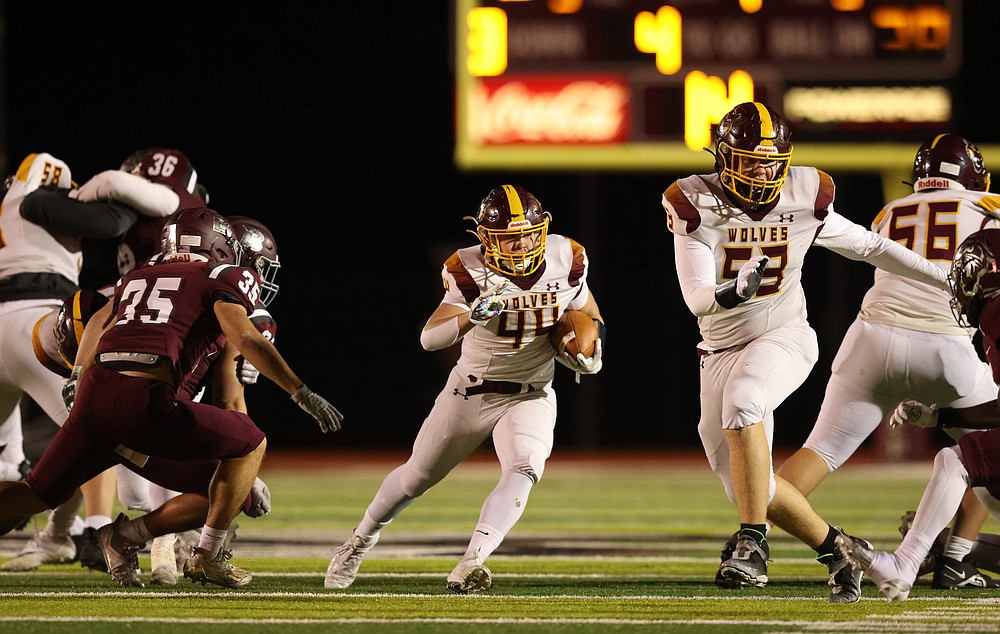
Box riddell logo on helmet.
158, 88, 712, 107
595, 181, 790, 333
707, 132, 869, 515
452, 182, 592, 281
754, 145, 779, 154
508, 220, 533, 229
915, 177, 959, 191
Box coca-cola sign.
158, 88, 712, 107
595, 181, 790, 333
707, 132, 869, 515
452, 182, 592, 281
469, 75, 630, 145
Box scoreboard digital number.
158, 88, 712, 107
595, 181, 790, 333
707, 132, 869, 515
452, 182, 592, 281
453, 0, 982, 176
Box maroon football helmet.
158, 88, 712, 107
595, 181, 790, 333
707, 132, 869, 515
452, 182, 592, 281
229, 216, 280, 306
714, 102, 793, 211
467, 184, 550, 277
120, 148, 200, 198
913, 134, 990, 193
161, 207, 242, 265
949, 228, 1000, 328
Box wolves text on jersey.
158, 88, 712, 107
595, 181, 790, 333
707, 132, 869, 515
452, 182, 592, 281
502, 292, 559, 310
727, 226, 789, 244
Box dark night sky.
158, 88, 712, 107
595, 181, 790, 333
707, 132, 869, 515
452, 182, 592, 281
2, 2, 994, 452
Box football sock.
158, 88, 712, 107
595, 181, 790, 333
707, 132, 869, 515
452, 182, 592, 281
813, 525, 839, 564
943, 535, 974, 561
739, 525, 767, 545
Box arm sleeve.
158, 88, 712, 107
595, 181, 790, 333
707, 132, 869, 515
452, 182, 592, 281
816, 211, 948, 290
674, 233, 726, 316
74, 171, 180, 217
20, 188, 138, 238
419, 316, 461, 351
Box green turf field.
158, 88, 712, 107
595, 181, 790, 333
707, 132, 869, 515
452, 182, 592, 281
2, 451, 999, 633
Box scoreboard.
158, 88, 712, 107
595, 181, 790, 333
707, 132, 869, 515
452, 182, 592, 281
452, 0, 993, 177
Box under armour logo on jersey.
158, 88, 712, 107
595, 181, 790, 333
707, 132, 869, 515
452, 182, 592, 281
546, 282, 561, 291
778, 213, 795, 223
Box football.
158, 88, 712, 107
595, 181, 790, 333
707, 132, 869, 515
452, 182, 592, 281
549, 310, 598, 358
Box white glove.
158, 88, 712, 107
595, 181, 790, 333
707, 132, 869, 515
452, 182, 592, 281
555, 338, 603, 375
736, 255, 770, 299
63, 365, 82, 411
889, 399, 938, 429
291, 384, 343, 433
236, 356, 260, 385
469, 281, 509, 327
246, 477, 271, 517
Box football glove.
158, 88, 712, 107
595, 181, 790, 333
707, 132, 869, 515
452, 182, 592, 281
555, 338, 603, 375
469, 281, 509, 327
715, 255, 769, 309
291, 384, 343, 433
236, 355, 260, 385
63, 365, 82, 411
246, 477, 271, 517
889, 399, 938, 429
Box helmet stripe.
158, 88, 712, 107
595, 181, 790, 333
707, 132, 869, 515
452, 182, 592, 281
501, 184, 526, 222
929, 133, 948, 149
753, 102, 775, 144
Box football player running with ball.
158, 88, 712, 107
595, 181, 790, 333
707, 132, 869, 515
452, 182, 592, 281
325, 184, 605, 594
662, 102, 947, 602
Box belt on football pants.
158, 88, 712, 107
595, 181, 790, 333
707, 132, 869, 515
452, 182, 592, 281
465, 379, 537, 396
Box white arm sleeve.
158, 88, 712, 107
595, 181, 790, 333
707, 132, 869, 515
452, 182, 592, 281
674, 234, 727, 316
817, 211, 948, 290
74, 171, 180, 217
420, 316, 462, 351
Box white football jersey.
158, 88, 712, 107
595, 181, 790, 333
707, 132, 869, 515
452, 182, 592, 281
440, 234, 591, 384
859, 187, 1000, 335
0, 153, 80, 283
664, 166, 946, 351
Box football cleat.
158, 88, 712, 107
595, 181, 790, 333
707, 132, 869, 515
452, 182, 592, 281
97, 514, 144, 588
717, 535, 769, 588
447, 558, 493, 594
324, 533, 378, 590
183, 547, 252, 589
714, 531, 740, 585
1, 532, 76, 571
932, 556, 1000, 589
826, 530, 872, 603
75, 526, 110, 573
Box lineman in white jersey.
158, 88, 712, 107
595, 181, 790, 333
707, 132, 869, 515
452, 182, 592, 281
0, 153, 78, 418
663, 102, 948, 602
0, 154, 82, 563
777, 133, 1000, 590
0, 154, 78, 485
324, 184, 605, 593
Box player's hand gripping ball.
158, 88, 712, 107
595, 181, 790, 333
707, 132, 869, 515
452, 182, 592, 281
549, 310, 598, 358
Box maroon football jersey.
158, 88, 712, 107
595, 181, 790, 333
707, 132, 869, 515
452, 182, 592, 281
177, 304, 278, 400
97, 260, 262, 378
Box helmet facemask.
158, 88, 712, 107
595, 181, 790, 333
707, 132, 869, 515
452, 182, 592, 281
475, 218, 549, 277
717, 143, 792, 208
241, 227, 281, 306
